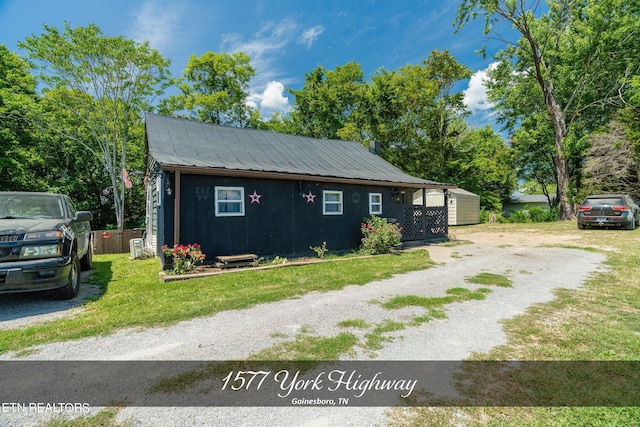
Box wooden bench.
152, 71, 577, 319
215, 253, 258, 269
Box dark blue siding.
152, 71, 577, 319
161, 173, 402, 258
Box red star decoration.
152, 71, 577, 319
248, 190, 262, 204
304, 191, 316, 203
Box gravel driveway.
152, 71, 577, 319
0, 230, 607, 427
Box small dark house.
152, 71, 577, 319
144, 114, 454, 261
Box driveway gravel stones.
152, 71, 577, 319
0, 235, 607, 427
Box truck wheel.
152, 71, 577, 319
53, 254, 81, 300
80, 239, 93, 271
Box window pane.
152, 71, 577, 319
219, 201, 241, 213
219, 189, 241, 201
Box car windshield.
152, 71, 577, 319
0, 194, 64, 219
583, 197, 624, 206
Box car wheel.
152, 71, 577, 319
80, 239, 93, 271
577, 222, 585, 230
53, 253, 81, 300
626, 219, 636, 231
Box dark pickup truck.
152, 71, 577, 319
0, 192, 93, 299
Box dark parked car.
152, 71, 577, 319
0, 192, 93, 299
577, 194, 640, 230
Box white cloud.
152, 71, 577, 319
297, 25, 324, 48
463, 62, 498, 114
248, 81, 291, 118
223, 19, 303, 118
222, 18, 298, 81
129, 0, 183, 52
261, 81, 290, 111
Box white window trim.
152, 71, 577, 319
323, 190, 343, 215
215, 186, 245, 217
369, 193, 382, 215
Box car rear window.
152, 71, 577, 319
583, 197, 624, 206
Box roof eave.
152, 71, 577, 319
159, 164, 455, 189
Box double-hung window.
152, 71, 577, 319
323, 190, 343, 215
369, 193, 382, 215
215, 186, 244, 216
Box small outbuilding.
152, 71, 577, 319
413, 188, 480, 226
503, 194, 555, 216
144, 114, 455, 261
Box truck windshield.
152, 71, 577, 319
0, 194, 64, 219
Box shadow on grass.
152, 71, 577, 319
0, 260, 112, 325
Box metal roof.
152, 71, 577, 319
145, 114, 453, 189
509, 194, 554, 204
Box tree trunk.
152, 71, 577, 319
548, 97, 575, 220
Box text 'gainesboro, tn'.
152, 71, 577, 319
222, 369, 418, 399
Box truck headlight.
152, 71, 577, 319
23, 231, 63, 241
20, 244, 61, 259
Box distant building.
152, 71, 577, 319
503, 194, 555, 216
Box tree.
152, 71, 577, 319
456, 0, 640, 219
279, 52, 514, 207
0, 45, 46, 191
366, 51, 472, 183
584, 119, 640, 199
287, 61, 368, 139
159, 51, 257, 127
19, 22, 171, 231
453, 126, 516, 210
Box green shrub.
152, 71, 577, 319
359, 215, 402, 255
507, 206, 558, 223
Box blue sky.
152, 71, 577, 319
0, 0, 500, 126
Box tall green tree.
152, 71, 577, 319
20, 22, 171, 231
159, 51, 258, 127
287, 61, 368, 139
456, 0, 640, 219
366, 51, 472, 183
453, 126, 516, 210
0, 45, 46, 191
276, 51, 514, 207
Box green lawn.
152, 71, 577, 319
0, 250, 434, 354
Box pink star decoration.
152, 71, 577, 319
248, 190, 262, 204
304, 191, 316, 203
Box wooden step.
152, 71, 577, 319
215, 253, 258, 269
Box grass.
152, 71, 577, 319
386, 221, 640, 426
337, 318, 371, 329
39, 408, 132, 427
465, 272, 513, 287
381, 287, 493, 310
0, 250, 434, 354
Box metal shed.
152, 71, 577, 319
414, 188, 480, 225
